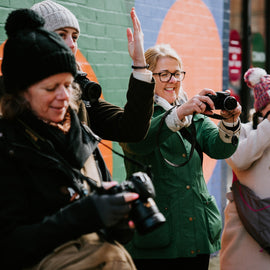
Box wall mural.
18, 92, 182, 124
0, 0, 228, 213
135, 0, 227, 214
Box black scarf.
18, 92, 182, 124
18, 108, 99, 169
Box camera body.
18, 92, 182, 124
74, 71, 102, 104
97, 171, 166, 235
205, 91, 237, 111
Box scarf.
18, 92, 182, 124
154, 88, 192, 126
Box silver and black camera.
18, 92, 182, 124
205, 91, 237, 111
96, 171, 166, 235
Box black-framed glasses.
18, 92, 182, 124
153, 71, 186, 82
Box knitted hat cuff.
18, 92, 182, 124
43, 11, 80, 32
244, 68, 270, 112
254, 87, 270, 112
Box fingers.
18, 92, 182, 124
123, 192, 139, 202
129, 7, 140, 39
182, 89, 241, 119
198, 88, 216, 96
196, 98, 204, 110
109, 192, 138, 206
177, 95, 208, 118
103, 181, 118, 190
191, 94, 215, 112
221, 103, 242, 122
111, 193, 139, 218
192, 98, 205, 113
106, 194, 132, 221
128, 220, 135, 229
127, 7, 145, 65
130, 7, 141, 32
126, 28, 133, 44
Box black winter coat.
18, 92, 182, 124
0, 76, 154, 269
86, 75, 155, 142
0, 110, 107, 269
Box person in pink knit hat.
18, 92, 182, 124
220, 67, 270, 270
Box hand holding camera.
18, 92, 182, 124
205, 91, 237, 111
91, 192, 138, 228
92, 172, 166, 235
203, 90, 241, 123
176, 89, 241, 122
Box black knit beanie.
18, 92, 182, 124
1, 8, 77, 94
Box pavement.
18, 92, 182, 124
209, 252, 220, 270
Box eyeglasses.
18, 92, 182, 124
153, 71, 186, 82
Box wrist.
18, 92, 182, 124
222, 119, 240, 129
132, 64, 149, 70
176, 107, 185, 122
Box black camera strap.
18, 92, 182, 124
203, 113, 224, 120
98, 140, 153, 178
263, 110, 270, 120
157, 107, 203, 167
180, 126, 203, 165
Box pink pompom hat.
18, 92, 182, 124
244, 67, 270, 112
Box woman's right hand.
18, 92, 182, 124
127, 7, 146, 67
92, 191, 139, 228
176, 88, 216, 120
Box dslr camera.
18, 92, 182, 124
96, 171, 166, 235
205, 91, 237, 111
74, 71, 102, 104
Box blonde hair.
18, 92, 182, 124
145, 44, 183, 72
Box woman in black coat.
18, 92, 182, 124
0, 9, 154, 270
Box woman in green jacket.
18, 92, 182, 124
120, 44, 242, 270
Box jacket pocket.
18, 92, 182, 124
133, 198, 172, 249
202, 194, 222, 244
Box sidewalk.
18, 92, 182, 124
209, 253, 220, 270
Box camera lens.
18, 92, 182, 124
74, 71, 101, 103
224, 96, 237, 110
131, 198, 166, 234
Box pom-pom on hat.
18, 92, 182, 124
244, 67, 270, 112
31, 0, 80, 33
1, 8, 77, 94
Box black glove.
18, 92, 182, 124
102, 219, 135, 244
91, 193, 131, 228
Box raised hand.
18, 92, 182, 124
127, 7, 146, 66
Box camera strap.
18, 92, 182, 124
263, 110, 270, 120
203, 112, 224, 120
98, 140, 153, 178
157, 107, 203, 167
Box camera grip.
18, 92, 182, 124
91, 193, 131, 228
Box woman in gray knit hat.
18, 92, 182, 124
31, 1, 154, 142
32, 0, 80, 54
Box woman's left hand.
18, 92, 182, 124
127, 7, 146, 67
220, 102, 242, 123
220, 90, 242, 123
